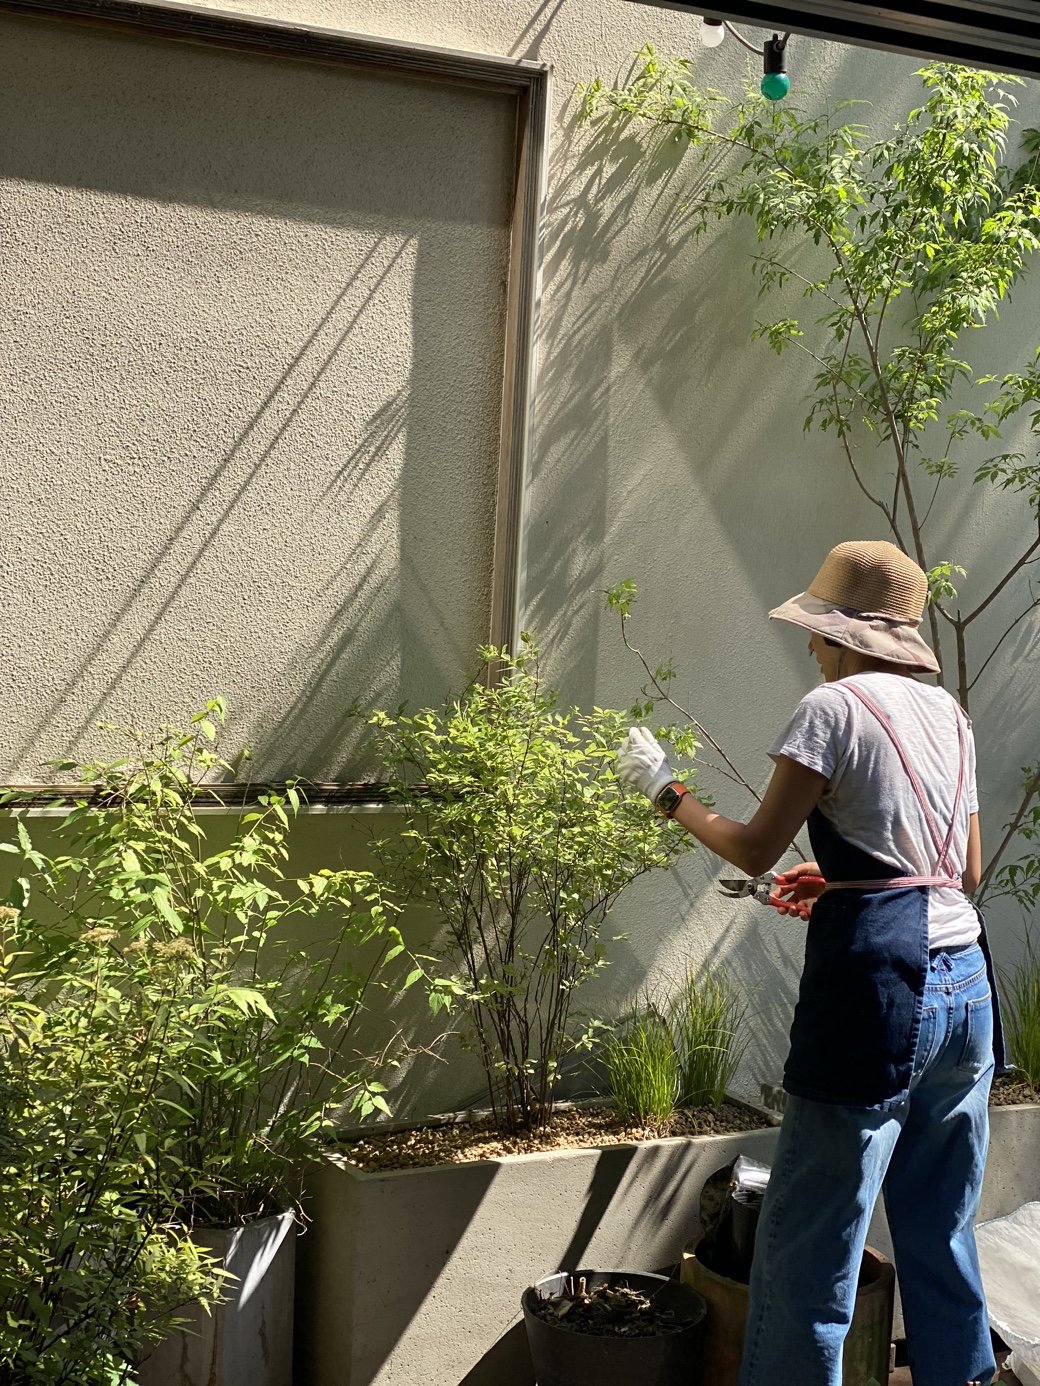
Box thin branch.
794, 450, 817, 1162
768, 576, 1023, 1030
919, 422, 958, 530
617, 612, 762, 803
919, 470, 944, 530
777, 332, 871, 401
954, 615, 969, 712
961, 526, 1040, 626
968, 592, 1040, 692
979, 766, 1040, 900
829, 374, 902, 540
749, 253, 845, 310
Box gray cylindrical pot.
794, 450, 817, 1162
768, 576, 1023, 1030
137, 1211, 296, 1386
522, 1268, 708, 1386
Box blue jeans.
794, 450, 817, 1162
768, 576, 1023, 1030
739, 943, 995, 1386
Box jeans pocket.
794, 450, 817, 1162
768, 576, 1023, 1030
912, 1004, 938, 1081
957, 992, 993, 1075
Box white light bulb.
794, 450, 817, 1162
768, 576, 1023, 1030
698, 18, 725, 48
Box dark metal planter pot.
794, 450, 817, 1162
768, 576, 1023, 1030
680, 1238, 894, 1386
522, 1269, 708, 1386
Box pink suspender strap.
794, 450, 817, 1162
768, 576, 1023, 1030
823, 683, 968, 894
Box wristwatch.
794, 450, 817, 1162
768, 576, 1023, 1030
654, 781, 690, 819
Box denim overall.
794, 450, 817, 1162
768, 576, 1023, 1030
739, 684, 1006, 1386
784, 684, 1007, 1106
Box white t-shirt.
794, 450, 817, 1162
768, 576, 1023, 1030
769, 672, 980, 950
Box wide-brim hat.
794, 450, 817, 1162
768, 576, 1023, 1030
769, 540, 941, 675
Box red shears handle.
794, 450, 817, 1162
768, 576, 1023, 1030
766, 874, 826, 919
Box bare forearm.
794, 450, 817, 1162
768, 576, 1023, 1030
671, 796, 778, 876
962, 813, 982, 897
669, 755, 828, 877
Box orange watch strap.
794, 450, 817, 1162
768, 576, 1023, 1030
656, 781, 690, 819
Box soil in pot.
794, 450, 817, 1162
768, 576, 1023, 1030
522, 1269, 707, 1386
528, 1275, 690, 1338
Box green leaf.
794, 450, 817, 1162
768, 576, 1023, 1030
223, 987, 276, 1021
151, 886, 181, 929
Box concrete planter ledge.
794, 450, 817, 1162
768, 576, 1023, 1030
296, 1121, 777, 1386
294, 1102, 1040, 1386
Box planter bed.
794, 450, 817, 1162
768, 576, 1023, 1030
295, 1096, 1040, 1386
295, 1103, 777, 1386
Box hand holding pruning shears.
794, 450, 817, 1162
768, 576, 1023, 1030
718, 862, 826, 919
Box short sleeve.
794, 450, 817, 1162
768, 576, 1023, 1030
965, 722, 979, 816
768, 686, 851, 782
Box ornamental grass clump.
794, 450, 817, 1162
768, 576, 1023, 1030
670, 967, 749, 1108
603, 968, 748, 1128
370, 637, 697, 1134
604, 1001, 680, 1130
1000, 935, 1040, 1088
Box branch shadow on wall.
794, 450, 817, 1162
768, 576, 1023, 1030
0, 13, 513, 784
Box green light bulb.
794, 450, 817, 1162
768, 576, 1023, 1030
760, 71, 790, 101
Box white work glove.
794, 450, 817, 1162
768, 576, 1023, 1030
615, 726, 674, 804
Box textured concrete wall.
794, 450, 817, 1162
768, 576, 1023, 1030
0, 12, 511, 781
2, 0, 1039, 1115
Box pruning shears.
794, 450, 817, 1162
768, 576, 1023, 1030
718, 874, 826, 916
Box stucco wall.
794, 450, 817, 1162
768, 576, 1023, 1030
0, 11, 512, 781
3, 0, 1039, 1115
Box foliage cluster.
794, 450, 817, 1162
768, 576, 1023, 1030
0, 702, 410, 1382
582, 55, 1040, 903
370, 636, 698, 1133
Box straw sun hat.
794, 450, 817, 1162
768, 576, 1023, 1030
769, 540, 940, 674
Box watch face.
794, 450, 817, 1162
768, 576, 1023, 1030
658, 785, 682, 815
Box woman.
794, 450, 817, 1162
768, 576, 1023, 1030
616, 540, 1007, 1386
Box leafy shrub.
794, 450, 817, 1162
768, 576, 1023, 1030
0, 909, 225, 1385
2, 702, 413, 1225
370, 638, 695, 1133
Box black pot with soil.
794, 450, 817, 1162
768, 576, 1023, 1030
522, 1268, 708, 1386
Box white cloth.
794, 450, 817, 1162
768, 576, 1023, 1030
769, 672, 980, 949
975, 1202, 1040, 1381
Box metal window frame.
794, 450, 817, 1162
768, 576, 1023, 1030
625, 0, 1040, 80
0, 0, 549, 810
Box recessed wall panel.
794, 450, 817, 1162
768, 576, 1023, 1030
0, 13, 514, 780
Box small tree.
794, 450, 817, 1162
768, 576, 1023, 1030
370, 636, 697, 1133
581, 55, 1040, 900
